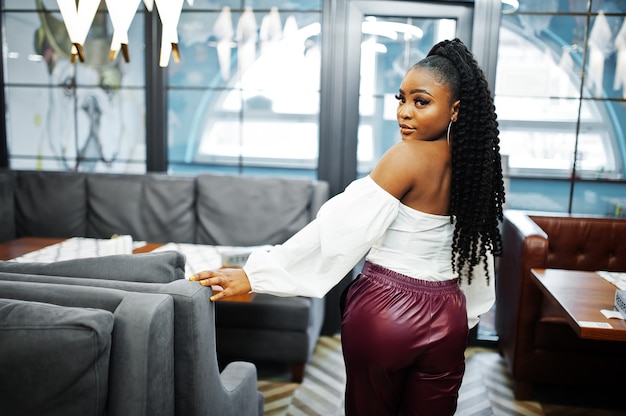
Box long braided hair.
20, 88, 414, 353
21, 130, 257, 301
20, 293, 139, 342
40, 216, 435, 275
414, 38, 505, 284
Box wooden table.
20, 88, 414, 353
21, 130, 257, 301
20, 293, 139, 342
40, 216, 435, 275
531, 268, 626, 341
0, 237, 253, 302
0, 237, 162, 261
0, 237, 64, 260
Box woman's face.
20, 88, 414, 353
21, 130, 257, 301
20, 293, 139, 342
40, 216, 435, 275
395, 66, 460, 142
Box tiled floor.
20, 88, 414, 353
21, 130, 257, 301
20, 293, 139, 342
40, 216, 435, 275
259, 335, 626, 416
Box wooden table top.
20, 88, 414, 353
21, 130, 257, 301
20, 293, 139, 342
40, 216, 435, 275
0, 237, 253, 302
0, 236, 64, 261
531, 268, 626, 341
0, 237, 163, 261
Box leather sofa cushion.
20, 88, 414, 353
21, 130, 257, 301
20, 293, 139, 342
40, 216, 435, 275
0, 251, 186, 283
0, 298, 113, 416
196, 174, 313, 246
86, 174, 196, 243
15, 171, 87, 238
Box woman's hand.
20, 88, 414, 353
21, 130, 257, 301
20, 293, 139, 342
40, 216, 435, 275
189, 268, 252, 301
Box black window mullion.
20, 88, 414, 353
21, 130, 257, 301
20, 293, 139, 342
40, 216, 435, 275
319, 0, 354, 197
145, 8, 168, 173
0, 12, 8, 169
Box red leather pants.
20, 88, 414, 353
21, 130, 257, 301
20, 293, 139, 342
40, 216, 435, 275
341, 261, 468, 416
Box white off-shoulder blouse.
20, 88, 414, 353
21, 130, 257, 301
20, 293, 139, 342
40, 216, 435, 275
244, 175, 495, 328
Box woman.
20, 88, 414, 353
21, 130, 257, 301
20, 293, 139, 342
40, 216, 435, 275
191, 38, 505, 415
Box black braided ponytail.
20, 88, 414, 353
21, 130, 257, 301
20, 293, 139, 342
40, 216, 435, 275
416, 38, 505, 284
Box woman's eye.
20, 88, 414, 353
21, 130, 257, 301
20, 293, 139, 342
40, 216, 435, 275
394, 94, 405, 103
414, 98, 429, 106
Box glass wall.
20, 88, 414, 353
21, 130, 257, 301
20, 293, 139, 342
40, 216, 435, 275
1, 0, 147, 173
2, 0, 625, 218
166, 0, 322, 177
495, 0, 626, 216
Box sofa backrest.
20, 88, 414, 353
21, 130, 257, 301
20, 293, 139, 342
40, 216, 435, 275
5, 170, 329, 247
14, 171, 88, 238
531, 214, 626, 271
86, 173, 197, 243
9, 170, 197, 243
0, 170, 15, 242
0, 278, 175, 416
195, 173, 328, 245
0, 251, 186, 283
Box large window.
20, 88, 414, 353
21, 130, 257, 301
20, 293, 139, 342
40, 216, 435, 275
495, 0, 626, 216
166, 0, 322, 177
2, 0, 147, 173
2, 0, 625, 217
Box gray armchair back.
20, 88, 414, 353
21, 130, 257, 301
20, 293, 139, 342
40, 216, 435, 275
0, 278, 175, 416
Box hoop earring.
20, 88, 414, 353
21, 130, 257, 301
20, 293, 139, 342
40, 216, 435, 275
447, 121, 452, 146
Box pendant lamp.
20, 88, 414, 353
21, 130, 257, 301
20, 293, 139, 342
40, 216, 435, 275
56, 0, 101, 62
105, 0, 142, 62
55, 0, 192, 67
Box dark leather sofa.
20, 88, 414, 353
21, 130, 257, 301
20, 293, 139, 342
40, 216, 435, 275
0, 169, 332, 382
496, 209, 626, 400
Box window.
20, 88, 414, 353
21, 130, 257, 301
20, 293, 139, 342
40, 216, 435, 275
166, 0, 322, 178
495, 0, 626, 216
2, 0, 147, 173
3, 0, 624, 218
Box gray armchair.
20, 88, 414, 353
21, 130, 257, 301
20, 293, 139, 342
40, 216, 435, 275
0, 252, 264, 416
0, 279, 175, 416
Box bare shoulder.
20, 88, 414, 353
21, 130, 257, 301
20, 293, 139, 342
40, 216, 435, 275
376, 140, 444, 176
370, 141, 442, 199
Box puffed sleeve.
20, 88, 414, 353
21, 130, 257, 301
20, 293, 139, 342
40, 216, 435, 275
459, 250, 496, 329
243, 176, 400, 298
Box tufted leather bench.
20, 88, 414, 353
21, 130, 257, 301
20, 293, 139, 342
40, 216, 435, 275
496, 210, 626, 400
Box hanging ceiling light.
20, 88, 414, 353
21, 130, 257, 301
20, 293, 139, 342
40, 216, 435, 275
105, 0, 142, 62
56, 0, 101, 62
154, 0, 185, 67
501, 0, 520, 14
55, 0, 191, 66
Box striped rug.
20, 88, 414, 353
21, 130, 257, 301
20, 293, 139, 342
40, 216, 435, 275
259, 335, 626, 416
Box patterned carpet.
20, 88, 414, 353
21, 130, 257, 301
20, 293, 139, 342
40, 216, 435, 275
258, 335, 626, 416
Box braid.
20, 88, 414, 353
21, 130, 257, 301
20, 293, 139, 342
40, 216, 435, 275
420, 38, 505, 284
